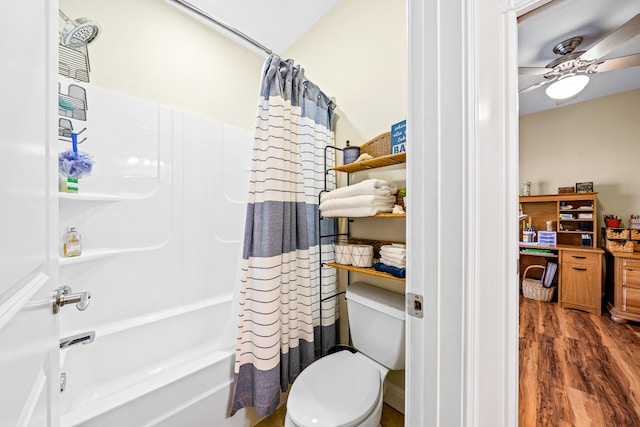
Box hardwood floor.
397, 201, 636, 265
519, 296, 640, 426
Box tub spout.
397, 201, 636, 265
60, 331, 95, 350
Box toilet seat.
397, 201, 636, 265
287, 350, 381, 427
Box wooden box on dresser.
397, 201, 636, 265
604, 250, 640, 323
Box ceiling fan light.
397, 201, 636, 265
545, 75, 590, 100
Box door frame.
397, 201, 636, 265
406, 0, 547, 425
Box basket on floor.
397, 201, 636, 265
521, 265, 555, 302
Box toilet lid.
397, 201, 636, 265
288, 351, 380, 427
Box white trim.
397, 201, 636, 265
407, 0, 521, 425
383, 382, 405, 415
0, 272, 49, 331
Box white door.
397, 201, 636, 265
0, 1, 60, 426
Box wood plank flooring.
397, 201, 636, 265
519, 296, 640, 426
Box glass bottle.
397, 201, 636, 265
63, 227, 82, 257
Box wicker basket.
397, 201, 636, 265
606, 228, 629, 240
360, 132, 391, 158
606, 239, 634, 253
521, 265, 555, 302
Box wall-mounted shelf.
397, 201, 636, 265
59, 246, 162, 266
59, 191, 152, 202
332, 152, 406, 173
325, 262, 405, 282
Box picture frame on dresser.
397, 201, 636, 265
575, 182, 593, 193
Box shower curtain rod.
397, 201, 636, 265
171, 0, 274, 56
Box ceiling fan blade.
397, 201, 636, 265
579, 13, 640, 62
519, 67, 552, 76
594, 53, 640, 72
519, 79, 553, 95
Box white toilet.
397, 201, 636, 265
285, 281, 405, 427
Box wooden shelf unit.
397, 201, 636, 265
325, 262, 405, 282
320, 148, 406, 283
519, 193, 598, 248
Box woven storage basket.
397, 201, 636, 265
521, 265, 555, 302
606, 228, 629, 240
360, 132, 391, 158
606, 239, 634, 253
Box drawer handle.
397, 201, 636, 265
573, 267, 587, 271
572, 255, 587, 259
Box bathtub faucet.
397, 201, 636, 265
53, 285, 91, 314
59, 331, 95, 350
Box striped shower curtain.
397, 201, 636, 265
230, 55, 337, 417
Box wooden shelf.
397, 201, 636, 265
324, 213, 406, 219
332, 152, 406, 173
520, 193, 598, 248
371, 213, 405, 218
519, 251, 558, 258
325, 262, 405, 282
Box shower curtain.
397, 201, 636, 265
230, 55, 337, 417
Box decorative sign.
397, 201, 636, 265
391, 120, 406, 154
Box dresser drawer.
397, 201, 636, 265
622, 258, 640, 270
622, 267, 640, 287
622, 286, 640, 315
562, 251, 600, 265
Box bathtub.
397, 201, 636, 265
60, 295, 255, 426
56, 82, 256, 426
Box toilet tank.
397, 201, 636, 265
346, 281, 405, 370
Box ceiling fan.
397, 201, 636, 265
519, 13, 640, 100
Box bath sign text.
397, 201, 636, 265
391, 120, 406, 154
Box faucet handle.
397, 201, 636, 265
53, 285, 91, 314
75, 291, 91, 311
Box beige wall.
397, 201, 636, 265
520, 89, 640, 229
60, 0, 265, 130
285, 0, 407, 149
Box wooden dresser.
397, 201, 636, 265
604, 250, 640, 323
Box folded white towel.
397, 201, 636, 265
320, 194, 396, 212
380, 245, 406, 256
380, 256, 406, 268
320, 179, 398, 203
321, 205, 395, 217
379, 252, 406, 263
